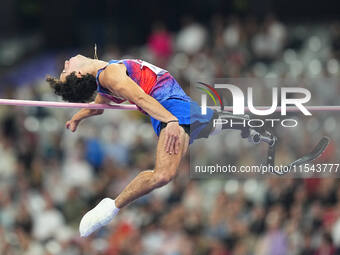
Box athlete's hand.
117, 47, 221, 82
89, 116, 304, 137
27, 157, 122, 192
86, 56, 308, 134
164, 121, 181, 154
66, 119, 80, 132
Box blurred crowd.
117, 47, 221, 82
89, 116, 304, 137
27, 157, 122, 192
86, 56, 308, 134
1, 14, 340, 255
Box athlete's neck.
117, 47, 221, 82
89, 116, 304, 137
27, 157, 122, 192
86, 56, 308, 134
88, 60, 108, 77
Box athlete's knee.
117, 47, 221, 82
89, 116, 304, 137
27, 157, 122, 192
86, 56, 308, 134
153, 168, 176, 187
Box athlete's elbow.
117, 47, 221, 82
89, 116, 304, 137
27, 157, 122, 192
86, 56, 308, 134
91, 109, 104, 115
96, 109, 104, 115
134, 94, 147, 106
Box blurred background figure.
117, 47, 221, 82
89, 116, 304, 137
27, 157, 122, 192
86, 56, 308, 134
147, 22, 173, 68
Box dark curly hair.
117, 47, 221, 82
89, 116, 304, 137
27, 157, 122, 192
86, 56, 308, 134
47, 72, 97, 102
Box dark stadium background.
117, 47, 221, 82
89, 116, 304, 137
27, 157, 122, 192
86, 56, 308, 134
1, 0, 340, 49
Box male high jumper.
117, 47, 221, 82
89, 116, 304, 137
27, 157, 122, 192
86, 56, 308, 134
47, 54, 261, 237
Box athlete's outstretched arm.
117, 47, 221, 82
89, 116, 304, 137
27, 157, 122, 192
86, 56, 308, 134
100, 64, 182, 154
66, 93, 110, 132
101, 64, 177, 122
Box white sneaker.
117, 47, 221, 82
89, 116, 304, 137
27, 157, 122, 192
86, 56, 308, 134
79, 198, 119, 237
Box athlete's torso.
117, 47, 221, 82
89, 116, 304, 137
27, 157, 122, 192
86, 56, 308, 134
96, 59, 191, 113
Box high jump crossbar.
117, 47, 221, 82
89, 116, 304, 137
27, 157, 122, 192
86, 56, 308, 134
0, 99, 138, 110
0, 99, 340, 112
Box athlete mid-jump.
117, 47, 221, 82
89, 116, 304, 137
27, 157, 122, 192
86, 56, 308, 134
48, 54, 327, 237
48, 54, 221, 237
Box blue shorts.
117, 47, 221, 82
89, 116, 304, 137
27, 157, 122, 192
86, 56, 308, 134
150, 98, 214, 144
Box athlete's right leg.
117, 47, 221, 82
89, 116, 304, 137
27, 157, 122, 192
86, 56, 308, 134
203, 111, 275, 145
195, 110, 251, 140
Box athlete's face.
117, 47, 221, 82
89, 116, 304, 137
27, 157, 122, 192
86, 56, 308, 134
60, 54, 88, 82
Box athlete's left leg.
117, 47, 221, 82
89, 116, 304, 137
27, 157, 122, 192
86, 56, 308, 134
79, 127, 190, 237
114, 126, 189, 208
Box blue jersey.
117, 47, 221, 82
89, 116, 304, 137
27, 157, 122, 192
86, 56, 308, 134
96, 59, 214, 144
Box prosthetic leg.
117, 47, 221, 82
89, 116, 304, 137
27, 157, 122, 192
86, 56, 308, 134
216, 112, 329, 175
217, 111, 276, 145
